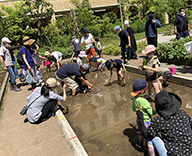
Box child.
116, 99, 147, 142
131, 79, 156, 152
95, 38, 102, 58
78, 51, 87, 65
105, 59, 126, 85
43, 51, 52, 72
91, 57, 106, 72
139, 45, 161, 98
137, 91, 192, 156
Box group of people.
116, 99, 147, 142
0, 7, 192, 155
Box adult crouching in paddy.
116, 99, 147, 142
56, 63, 93, 96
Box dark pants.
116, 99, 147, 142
121, 45, 131, 61
176, 30, 190, 40
147, 37, 157, 47
38, 99, 58, 121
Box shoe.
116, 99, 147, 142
9, 83, 13, 91
145, 93, 153, 99
11, 82, 22, 92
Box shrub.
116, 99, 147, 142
102, 44, 121, 56
136, 40, 148, 53
157, 37, 192, 60
130, 19, 146, 33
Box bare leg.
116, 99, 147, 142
118, 70, 126, 84
72, 89, 76, 96
89, 59, 93, 68
152, 81, 160, 94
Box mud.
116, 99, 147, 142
41, 65, 192, 156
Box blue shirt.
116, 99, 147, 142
56, 63, 82, 79
145, 19, 161, 38
174, 15, 189, 32
20, 46, 35, 70
118, 29, 129, 45
113, 59, 123, 70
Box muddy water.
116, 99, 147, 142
41, 66, 192, 156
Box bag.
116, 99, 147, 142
20, 95, 41, 115
16, 52, 24, 66
20, 106, 28, 115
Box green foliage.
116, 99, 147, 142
130, 19, 146, 33
142, 58, 147, 66
0, 1, 37, 44
124, 0, 189, 23
102, 44, 121, 56
136, 40, 148, 53
158, 37, 192, 60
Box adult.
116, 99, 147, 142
145, 11, 161, 47
26, 78, 67, 124
114, 25, 131, 64
174, 7, 190, 40
81, 28, 97, 68
56, 63, 93, 96
0, 37, 21, 91
71, 36, 82, 58
20, 36, 42, 89
51, 51, 63, 69
137, 91, 192, 156
125, 20, 138, 59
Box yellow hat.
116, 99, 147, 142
22, 36, 35, 45
44, 51, 50, 56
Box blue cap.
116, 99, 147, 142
83, 28, 89, 33
91, 57, 97, 61
114, 25, 120, 31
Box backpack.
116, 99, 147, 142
16, 52, 24, 66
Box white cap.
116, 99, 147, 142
1, 37, 11, 43
124, 20, 129, 25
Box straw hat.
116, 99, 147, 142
46, 78, 60, 88
22, 36, 35, 45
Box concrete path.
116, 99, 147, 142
0, 80, 74, 156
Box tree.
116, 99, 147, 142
0, 1, 37, 44
23, 0, 54, 44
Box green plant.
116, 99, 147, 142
102, 44, 121, 56
158, 37, 192, 61
136, 40, 148, 53
130, 19, 146, 33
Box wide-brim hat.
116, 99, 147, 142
46, 78, 60, 88
44, 51, 50, 56
142, 45, 157, 54
22, 36, 35, 45
155, 91, 182, 117
131, 79, 148, 97
79, 51, 87, 58
81, 64, 89, 72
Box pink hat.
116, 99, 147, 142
78, 51, 87, 58
142, 45, 157, 54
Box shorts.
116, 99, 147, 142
162, 70, 172, 80
137, 118, 151, 140
74, 51, 80, 57
97, 49, 102, 55
146, 72, 158, 82
86, 47, 97, 60
56, 76, 79, 90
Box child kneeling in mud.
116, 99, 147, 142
131, 79, 156, 152
105, 59, 126, 86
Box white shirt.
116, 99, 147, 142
51, 51, 63, 61
97, 58, 106, 65
0, 45, 13, 66
81, 33, 94, 50
97, 42, 101, 50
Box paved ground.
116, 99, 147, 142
0, 80, 74, 156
